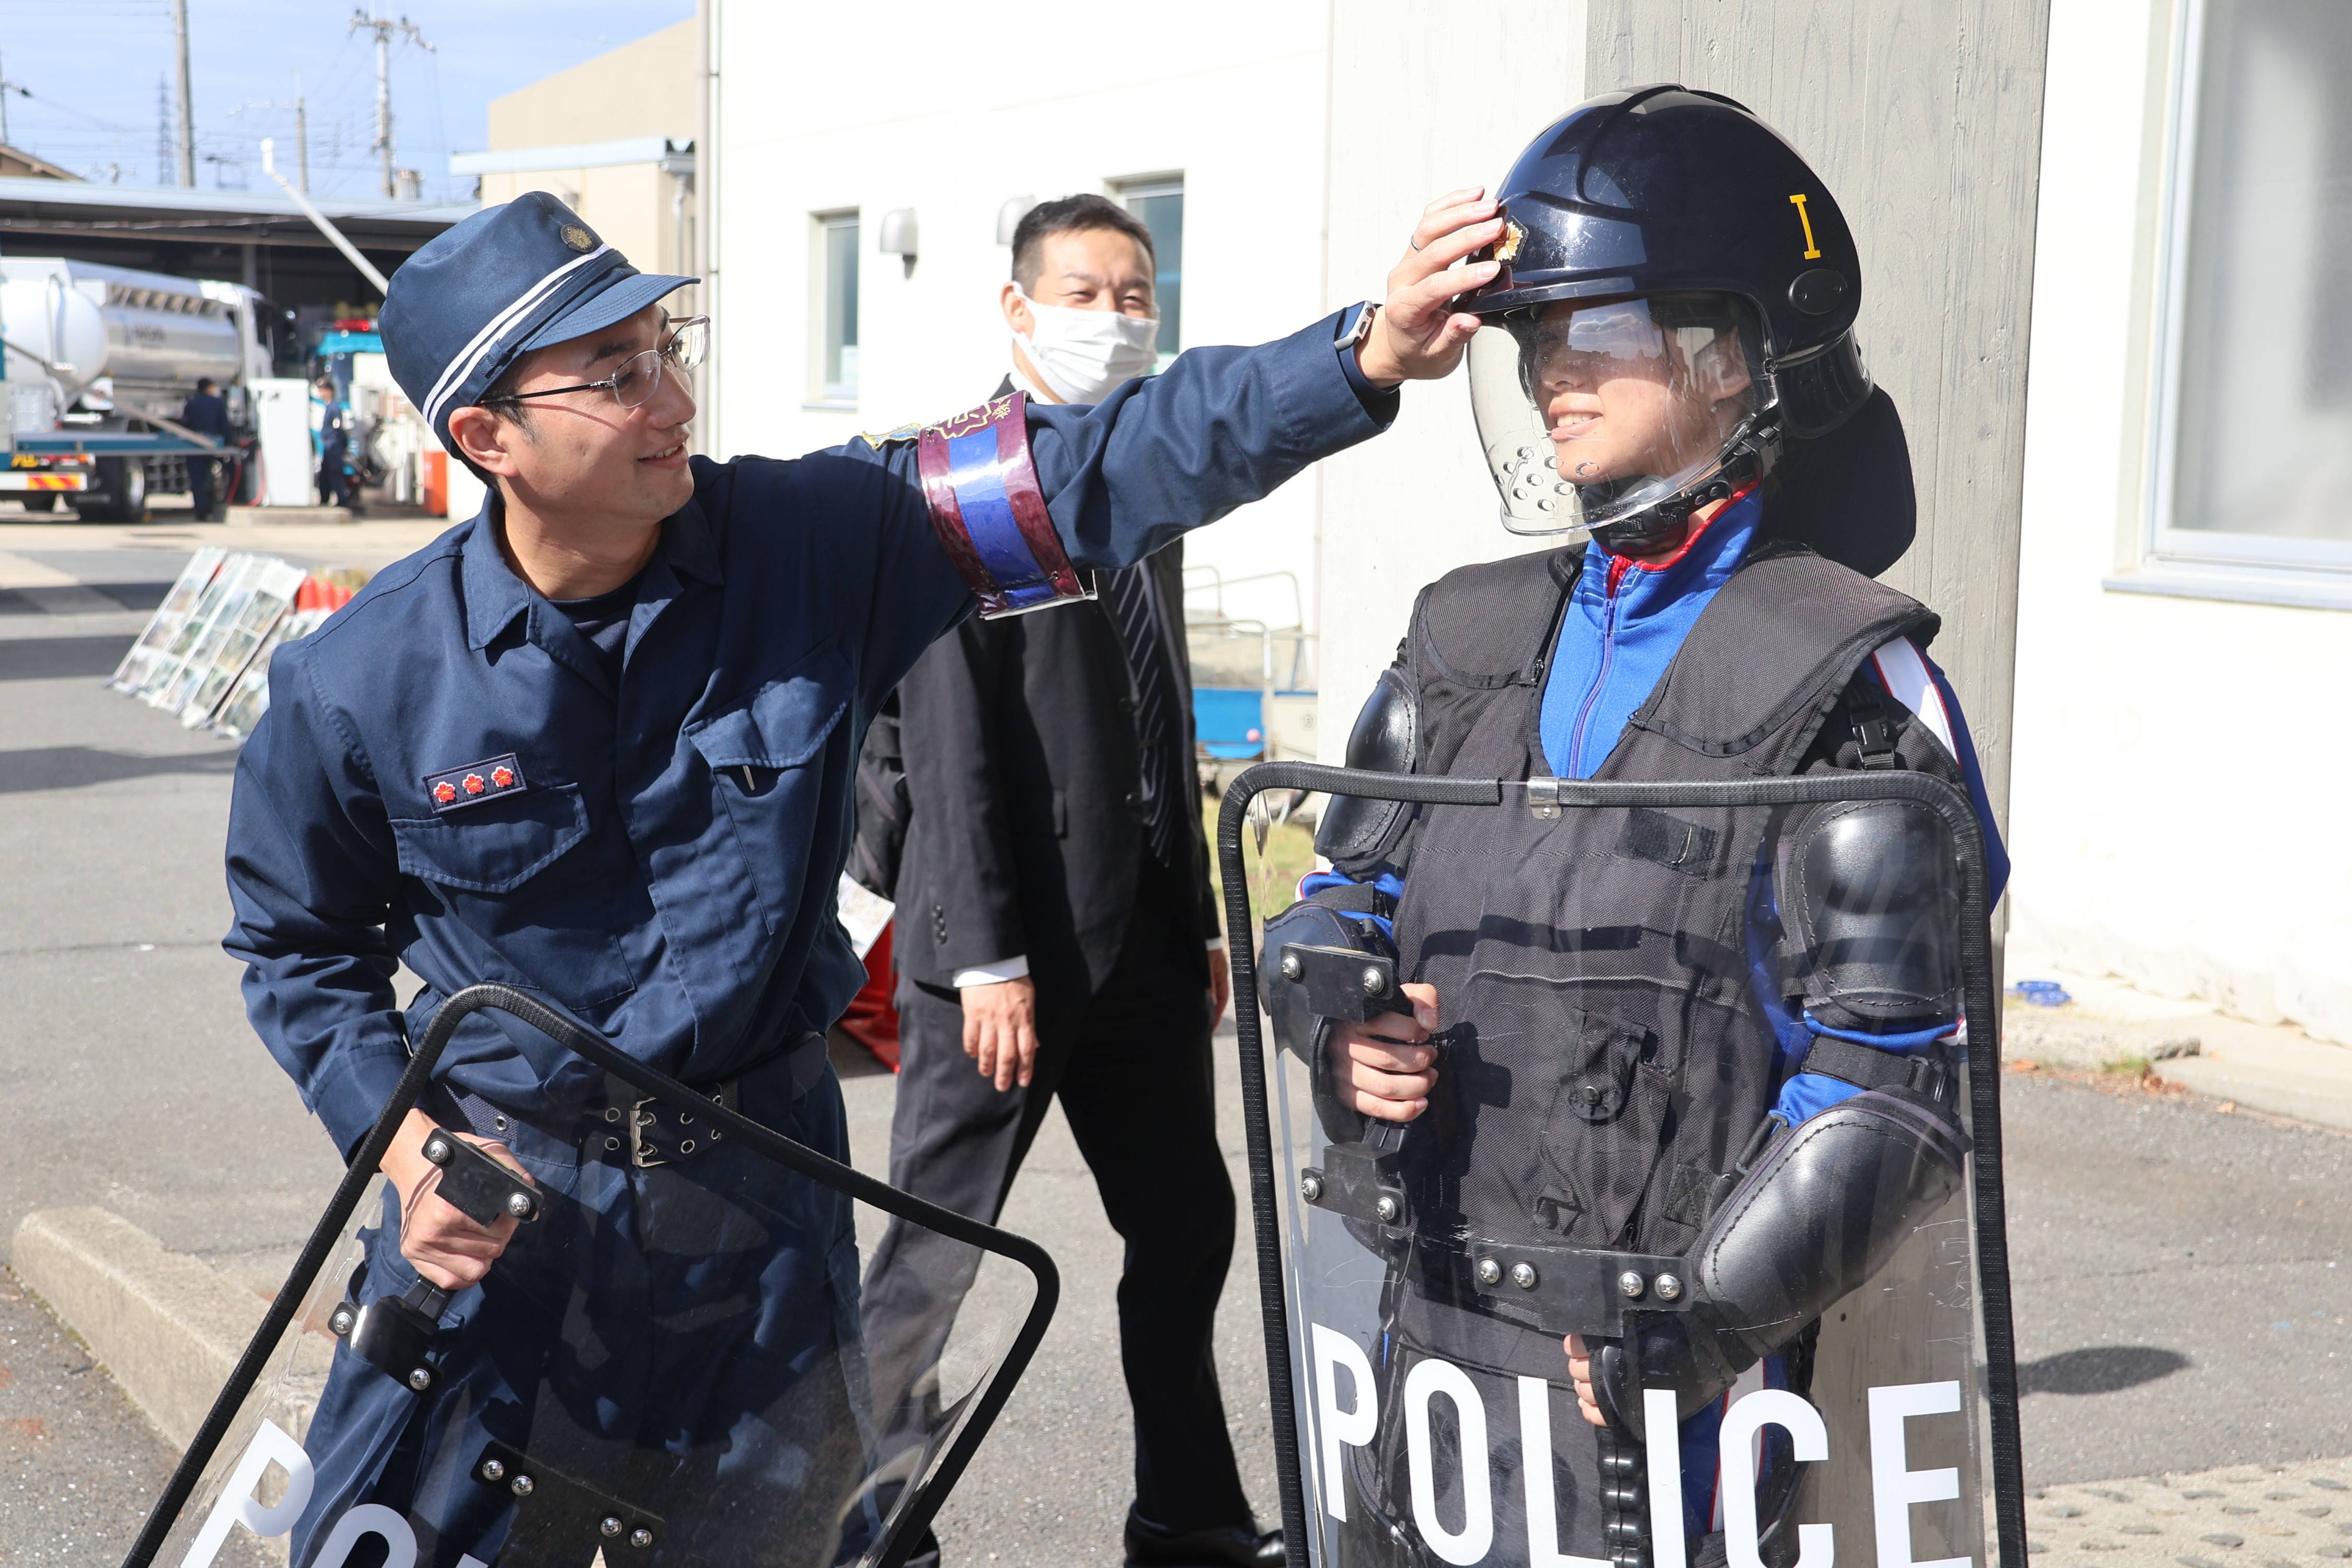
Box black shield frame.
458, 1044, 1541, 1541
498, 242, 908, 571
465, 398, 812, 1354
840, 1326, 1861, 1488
118, 982, 1060, 1568
1216, 762, 2025, 1568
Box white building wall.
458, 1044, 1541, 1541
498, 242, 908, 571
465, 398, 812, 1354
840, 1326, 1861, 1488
1317, 4, 1588, 748
706, 0, 1330, 636
2007, 0, 2352, 1038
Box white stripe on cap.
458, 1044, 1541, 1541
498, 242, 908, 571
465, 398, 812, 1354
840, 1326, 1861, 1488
1867, 636, 1956, 758
422, 241, 613, 428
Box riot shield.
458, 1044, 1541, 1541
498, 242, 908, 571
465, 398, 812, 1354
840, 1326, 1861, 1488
123, 984, 1056, 1568
1221, 764, 2023, 1568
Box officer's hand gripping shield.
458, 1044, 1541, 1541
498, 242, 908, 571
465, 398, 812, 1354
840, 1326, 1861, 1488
1221, 765, 2024, 1568
122, 985, 1056, 1568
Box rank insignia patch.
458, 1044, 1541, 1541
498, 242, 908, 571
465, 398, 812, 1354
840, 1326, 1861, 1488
424, 754, 527, 813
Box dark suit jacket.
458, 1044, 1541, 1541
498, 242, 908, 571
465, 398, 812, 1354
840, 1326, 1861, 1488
874, 378, 1218, 997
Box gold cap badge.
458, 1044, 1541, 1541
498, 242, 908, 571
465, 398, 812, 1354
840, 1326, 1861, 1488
560, 225, 595, 253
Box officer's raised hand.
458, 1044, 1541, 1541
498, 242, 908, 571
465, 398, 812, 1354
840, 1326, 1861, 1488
1327, 982, 1441, 1121
1352, 188, 1506, 387
381, 1108, 536, 1290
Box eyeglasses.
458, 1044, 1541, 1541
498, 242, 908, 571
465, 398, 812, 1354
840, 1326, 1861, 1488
491, 316, 709, 411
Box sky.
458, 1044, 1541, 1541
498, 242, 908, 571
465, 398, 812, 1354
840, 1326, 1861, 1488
0, 0, 696, 204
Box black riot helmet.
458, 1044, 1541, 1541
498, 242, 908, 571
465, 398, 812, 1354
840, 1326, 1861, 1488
1464, 85, 1872, 551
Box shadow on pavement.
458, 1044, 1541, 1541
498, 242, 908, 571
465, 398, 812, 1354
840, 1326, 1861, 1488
0, 635, 136, 682
2017, 1344, 2191, 1396
0, 581, 172, 616
0, 744, 239, 794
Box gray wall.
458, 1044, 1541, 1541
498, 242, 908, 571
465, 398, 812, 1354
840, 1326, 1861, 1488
1589, 1, 2051, 828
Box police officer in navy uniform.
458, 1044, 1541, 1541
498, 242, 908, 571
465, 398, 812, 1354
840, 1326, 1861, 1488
223, 189, 1505, 1560
1258, 91, 2010, 1567
180, 375, 233, 520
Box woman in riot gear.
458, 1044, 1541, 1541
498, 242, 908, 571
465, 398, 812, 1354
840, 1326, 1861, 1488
1260, 85, 2010, 1568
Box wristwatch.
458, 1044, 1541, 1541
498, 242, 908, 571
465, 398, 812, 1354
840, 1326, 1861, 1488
1335, 300, 1380, 353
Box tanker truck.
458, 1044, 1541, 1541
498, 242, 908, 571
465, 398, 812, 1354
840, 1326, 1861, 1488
0, 257, 270, 521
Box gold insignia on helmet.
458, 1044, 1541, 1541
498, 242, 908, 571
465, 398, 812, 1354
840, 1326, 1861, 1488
561, 225, 596, 253
1494, 218, 1527, 264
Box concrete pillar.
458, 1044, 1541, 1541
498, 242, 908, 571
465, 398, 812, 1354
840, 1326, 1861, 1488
1588, 0, 2053, 833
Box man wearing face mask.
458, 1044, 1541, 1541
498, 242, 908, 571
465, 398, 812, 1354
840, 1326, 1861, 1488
854, 193, 1267, 1568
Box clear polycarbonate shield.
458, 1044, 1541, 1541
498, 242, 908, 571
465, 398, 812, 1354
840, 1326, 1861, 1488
1221, 765, 2023, 1568
125, 985, 1055, 1568
1466, 294, 1767, 537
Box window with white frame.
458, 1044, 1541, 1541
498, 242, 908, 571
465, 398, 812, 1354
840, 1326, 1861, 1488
1119, 178, 1183, 371
2151, 0, 2352, 578
816, 210, 860, 402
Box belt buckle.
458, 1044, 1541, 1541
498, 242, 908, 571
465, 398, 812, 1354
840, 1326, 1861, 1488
628, 1097, 668, 1169
627, 1081, 739, 1169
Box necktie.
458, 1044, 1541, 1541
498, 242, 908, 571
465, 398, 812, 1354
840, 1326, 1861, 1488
1104, 565, 1185, 867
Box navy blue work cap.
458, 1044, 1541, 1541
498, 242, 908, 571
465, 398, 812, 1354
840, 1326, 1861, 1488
380, 191, 696, 447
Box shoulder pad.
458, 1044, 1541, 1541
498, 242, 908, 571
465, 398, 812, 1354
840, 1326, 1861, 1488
1315, 666, 1418, 872
1414, 547, 1579, 686
1633, 545, 1938, 757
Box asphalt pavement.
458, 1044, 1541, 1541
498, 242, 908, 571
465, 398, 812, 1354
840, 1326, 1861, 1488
2, 507, 2348, 1564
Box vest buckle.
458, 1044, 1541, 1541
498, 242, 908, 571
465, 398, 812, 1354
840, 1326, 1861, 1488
1528, 775, 1562, 820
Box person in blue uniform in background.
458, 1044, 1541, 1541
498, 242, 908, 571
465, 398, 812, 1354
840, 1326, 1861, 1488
180, 376, 233, 521
222, 189, 1503, 1560
314, 376, 355, 511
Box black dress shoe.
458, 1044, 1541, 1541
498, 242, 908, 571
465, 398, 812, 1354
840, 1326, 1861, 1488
1123, 1507, 1284, 1567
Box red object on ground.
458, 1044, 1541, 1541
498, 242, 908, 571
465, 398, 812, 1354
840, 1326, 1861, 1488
835, 924, 902, 1071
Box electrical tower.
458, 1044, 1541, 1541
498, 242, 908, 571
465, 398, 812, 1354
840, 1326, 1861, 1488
154, 74, 171, 186
349, 5, 432, 200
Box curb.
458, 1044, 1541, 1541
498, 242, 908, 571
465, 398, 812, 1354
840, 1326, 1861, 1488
2003, 967, 2352, 1136
9, 1206, 268, 1453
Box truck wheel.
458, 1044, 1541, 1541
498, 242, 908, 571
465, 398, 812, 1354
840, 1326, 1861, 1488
20, 493, 58, 513
82, 458, 148, 523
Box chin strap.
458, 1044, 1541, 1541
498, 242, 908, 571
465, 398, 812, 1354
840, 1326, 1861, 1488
1585, 419, 1779, 556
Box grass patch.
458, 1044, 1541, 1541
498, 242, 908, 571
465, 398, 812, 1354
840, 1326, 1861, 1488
1202, 796, 1319, 928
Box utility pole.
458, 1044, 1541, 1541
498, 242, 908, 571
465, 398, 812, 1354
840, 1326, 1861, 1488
170, 0, 194, 186
349, 5, 429, 201
1, 52, 10, 146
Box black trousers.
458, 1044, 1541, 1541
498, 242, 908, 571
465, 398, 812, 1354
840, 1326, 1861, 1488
319, 442, 352, 507
188, 456, 218, 520
859, 845, 1251, 1533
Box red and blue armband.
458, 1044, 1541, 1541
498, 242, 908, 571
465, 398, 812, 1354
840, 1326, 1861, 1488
914, 391, 1091, 619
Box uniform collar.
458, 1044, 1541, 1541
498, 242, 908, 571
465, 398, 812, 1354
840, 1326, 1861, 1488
460, 486, 722, 652
1579, 484, 1763, 621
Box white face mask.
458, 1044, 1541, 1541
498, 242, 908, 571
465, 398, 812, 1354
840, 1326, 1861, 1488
1012, 289, 1161, 403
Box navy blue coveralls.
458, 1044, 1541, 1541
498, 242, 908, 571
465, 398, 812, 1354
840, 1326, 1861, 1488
224, 311, 1395, 1558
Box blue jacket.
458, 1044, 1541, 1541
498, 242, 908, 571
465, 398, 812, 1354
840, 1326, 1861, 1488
227, 311, 1393, 1157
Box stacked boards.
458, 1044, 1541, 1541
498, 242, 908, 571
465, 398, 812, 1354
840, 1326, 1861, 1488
108, 550, 355, 741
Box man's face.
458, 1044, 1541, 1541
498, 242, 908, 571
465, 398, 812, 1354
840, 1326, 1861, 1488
458, 303, 695, 531
1530, 298, 1751, 487
1001, 227, 1156, 334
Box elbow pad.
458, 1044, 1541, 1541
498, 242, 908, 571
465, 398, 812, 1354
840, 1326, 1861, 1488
1592, 1086, 1968, 1431
1778, 798, 1963, 1034
1314, 667, 1419, 878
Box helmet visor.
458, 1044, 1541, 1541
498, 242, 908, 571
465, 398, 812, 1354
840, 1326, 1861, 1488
1468, 293, 1766, 537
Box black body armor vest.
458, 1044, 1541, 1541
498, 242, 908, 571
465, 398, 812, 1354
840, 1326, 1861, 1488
1373, 540, 1966, 1373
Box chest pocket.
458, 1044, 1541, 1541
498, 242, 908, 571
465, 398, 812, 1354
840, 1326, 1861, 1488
388, 783, 636, 1007
686, 649, 852, 936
